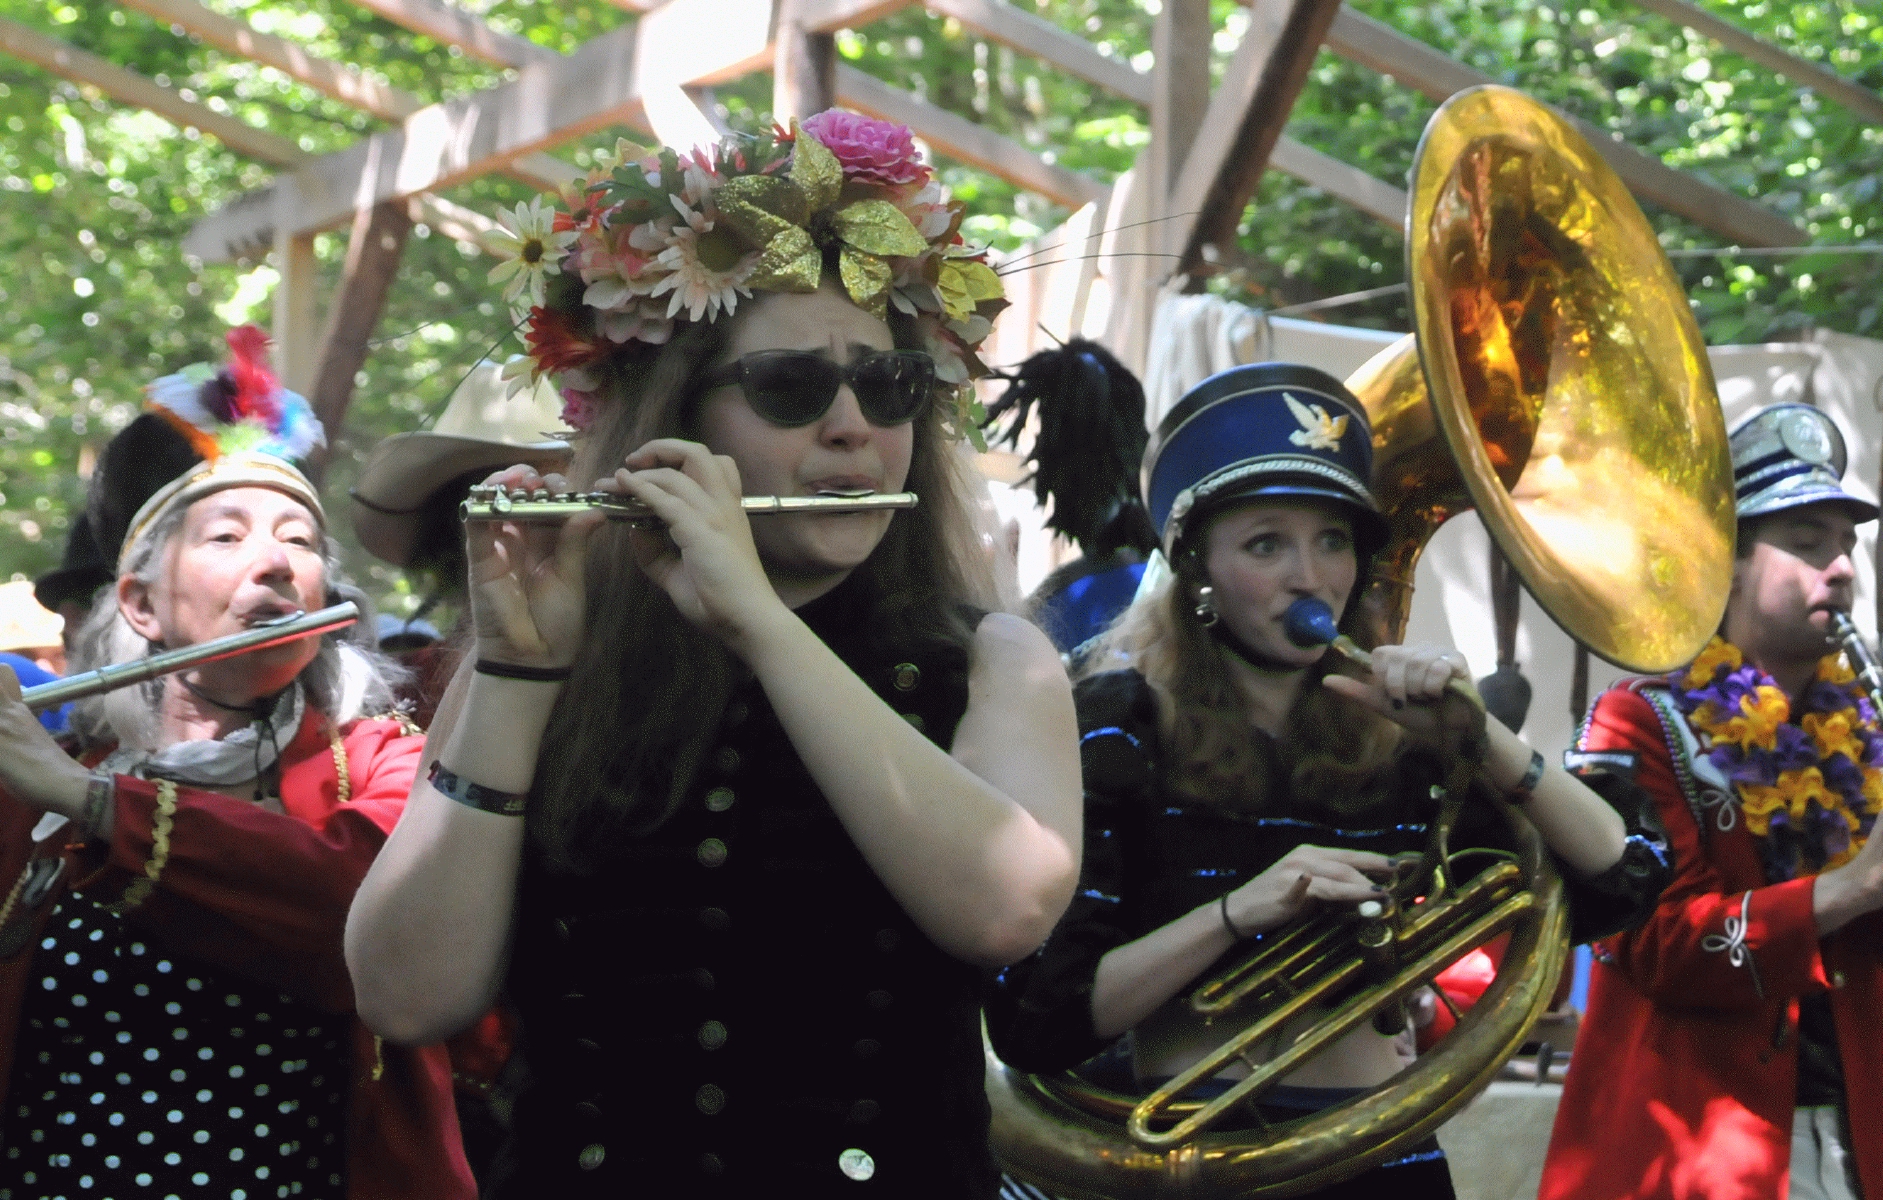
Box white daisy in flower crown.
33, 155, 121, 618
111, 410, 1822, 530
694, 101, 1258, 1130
489, 109, 1009, 446
484, 196, 580, 310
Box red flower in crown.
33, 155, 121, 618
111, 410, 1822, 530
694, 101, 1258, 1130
801, 111, 931, 187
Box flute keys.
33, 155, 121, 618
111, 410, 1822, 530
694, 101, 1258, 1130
491, 488, 513, 514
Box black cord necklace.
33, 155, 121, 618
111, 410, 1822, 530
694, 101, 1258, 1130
177, 675, 287, 804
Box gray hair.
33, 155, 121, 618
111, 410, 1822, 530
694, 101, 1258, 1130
68, 499, 408, 753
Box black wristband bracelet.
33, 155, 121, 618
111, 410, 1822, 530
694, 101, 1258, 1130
474, 659, 572, 683
1220, 891, 1247, 941
428, 760, 527, 817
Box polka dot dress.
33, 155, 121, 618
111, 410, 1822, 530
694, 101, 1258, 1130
0, 891, 349, 1200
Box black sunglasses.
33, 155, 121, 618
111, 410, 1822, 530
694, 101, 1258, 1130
693, 349, 937, 428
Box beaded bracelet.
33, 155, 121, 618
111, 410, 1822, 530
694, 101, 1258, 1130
428, 761, 527, 817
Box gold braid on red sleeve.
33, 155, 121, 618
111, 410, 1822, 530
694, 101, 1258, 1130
107, 779, 179, 916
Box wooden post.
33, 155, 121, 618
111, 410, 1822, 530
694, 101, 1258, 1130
1149, 0, 1210, 263
271, 228, 319, 396
1166, 0, 1345, 276
773, 0, 836, 121
303, 199, 414, 483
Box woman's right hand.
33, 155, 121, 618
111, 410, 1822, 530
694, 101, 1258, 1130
1222, 845, 1393, 938
466, 464, 606, 668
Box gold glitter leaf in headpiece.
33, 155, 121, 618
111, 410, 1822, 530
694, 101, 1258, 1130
716, 174, 822, 293
788, 123, 844, 212
830, 199, 928, 258
839, 250, 894, 320
937, 258, 1005, 322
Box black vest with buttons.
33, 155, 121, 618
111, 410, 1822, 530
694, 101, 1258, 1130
495, 577, 996, 1198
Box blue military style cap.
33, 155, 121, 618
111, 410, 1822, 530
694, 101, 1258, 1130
1142, 362, 1388, 555
1729, 403, 1878, 524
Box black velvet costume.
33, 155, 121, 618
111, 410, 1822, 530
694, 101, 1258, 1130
985, 669, 1672, 1196
494, 577, 997, 1199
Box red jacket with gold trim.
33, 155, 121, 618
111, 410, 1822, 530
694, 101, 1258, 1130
1541, 681, 1883, 1200
0, 711, 474, 1200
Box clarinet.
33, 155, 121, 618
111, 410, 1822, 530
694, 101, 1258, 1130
1830, 611, 1883, 711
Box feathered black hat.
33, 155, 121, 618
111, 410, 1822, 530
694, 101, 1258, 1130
982, 338, 1159, 560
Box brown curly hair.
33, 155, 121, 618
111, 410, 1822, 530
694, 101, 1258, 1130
1079, 521, 1407, 820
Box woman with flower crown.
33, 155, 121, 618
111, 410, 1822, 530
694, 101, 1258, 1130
344, 111, 1081, 1198
1542, 403, 1883, 1200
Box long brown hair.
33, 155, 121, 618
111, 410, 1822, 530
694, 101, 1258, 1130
527, 294, 998, 874
1080, 520, 1403, 820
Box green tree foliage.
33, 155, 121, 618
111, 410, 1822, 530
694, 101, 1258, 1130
0, 0, 1876, 606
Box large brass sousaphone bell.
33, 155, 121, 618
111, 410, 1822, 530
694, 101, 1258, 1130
986, 85, 1734, 1198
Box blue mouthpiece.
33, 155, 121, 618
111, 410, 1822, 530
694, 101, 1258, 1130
1282, 597, 1340, 648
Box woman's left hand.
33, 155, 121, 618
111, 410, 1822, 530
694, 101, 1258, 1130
0, 664, 88, 820
612, 438, 786, 649
1322, 643, 1478, 740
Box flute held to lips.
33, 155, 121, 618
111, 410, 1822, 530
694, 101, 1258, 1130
459, 484, 920, 526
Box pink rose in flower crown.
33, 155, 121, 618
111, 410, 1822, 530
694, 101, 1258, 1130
801, 111, 931, 187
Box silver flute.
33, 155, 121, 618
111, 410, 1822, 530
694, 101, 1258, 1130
19, 603, 360, 713
460, 484, 919, 526
1831, 611, 1883, 711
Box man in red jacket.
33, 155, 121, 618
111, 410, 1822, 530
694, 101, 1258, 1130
0, 448, 474, 1199
1542, 402, 1883, 1200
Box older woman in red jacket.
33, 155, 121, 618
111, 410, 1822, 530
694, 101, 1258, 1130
0, 449, 472, 1200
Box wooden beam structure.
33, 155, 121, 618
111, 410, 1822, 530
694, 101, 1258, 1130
1269, 136, 1405, 227
1148, 0, 1210, 223
835, 66, 1109, 209
191, 1, 772, 250
885, 0, 1412, 235
1632, 0, 1883, 126
923, 0, 1149, 105
774, 0, 838, 120
0, 16, 308, 166
1167, 0, 1347, 272
305, 198, 415, 482
1324, 6, 1805, 247
796, 0, 921, 35
116, 0, 576, 191
346, 0, 559, 68
271, 229, 319, 392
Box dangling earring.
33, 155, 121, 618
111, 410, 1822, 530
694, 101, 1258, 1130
1193, 586, 1220, 628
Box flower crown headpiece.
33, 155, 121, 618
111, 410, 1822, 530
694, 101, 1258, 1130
143, 324, 326, 463
487, 110, 1008, 443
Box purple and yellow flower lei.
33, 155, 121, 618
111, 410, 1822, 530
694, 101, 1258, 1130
1671, 636, 1883, 880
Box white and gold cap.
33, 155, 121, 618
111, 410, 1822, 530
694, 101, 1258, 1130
1729, 403, 1877, 524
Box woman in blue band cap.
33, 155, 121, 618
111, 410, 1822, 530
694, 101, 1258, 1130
987, 363, 1674, 1197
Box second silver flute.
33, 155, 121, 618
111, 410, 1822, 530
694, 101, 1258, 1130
460, 485, 919, 526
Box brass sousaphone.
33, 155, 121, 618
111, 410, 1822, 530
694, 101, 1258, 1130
986, 85, 1735, 1198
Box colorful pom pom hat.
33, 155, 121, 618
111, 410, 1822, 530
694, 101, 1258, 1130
1142, 362, 1388, 557
36, 326, 326, 607
1728, 402, 1878, 523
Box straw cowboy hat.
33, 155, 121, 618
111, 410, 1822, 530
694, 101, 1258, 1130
350, 364, 571, 568
0, 580, 65, 653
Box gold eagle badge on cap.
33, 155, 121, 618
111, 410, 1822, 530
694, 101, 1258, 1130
1284, 393, 1348, 453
